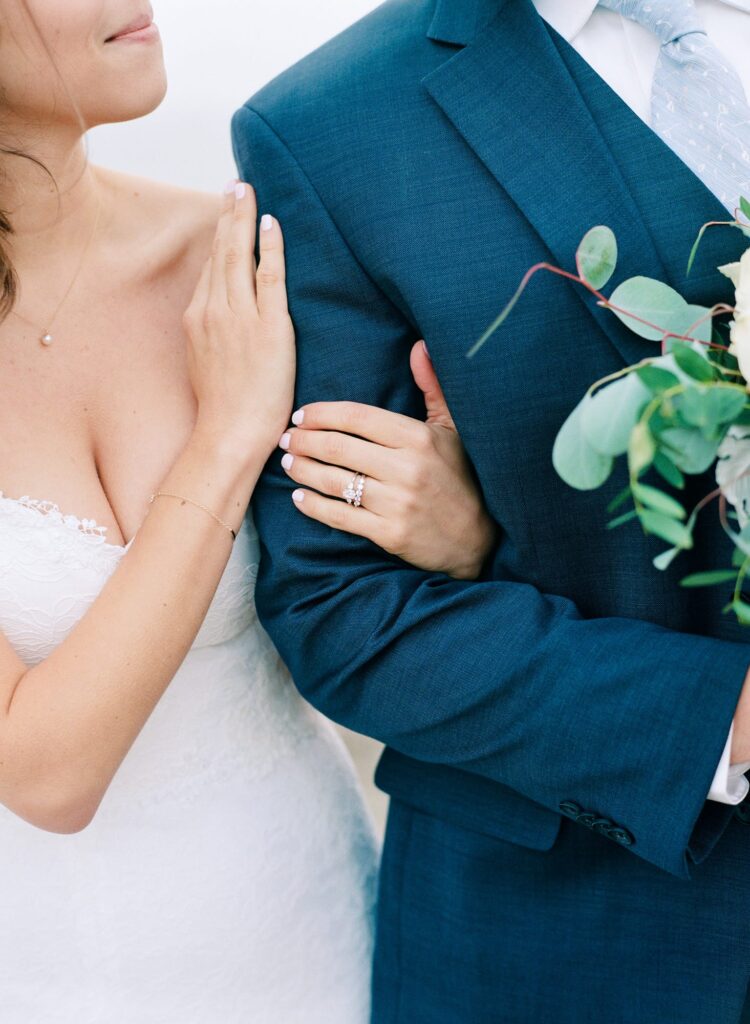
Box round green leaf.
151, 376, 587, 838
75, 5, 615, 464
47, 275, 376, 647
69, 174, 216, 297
576, 226, 618, 290
676, 387, 746, 432
608, 277, 688, 341
552, 396, 614, 490
580, 373, 650, 457
666, 304, 713, 345
659, 427, 719, 473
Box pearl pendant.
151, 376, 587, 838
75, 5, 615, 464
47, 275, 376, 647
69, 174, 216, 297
40, 332, 53, 347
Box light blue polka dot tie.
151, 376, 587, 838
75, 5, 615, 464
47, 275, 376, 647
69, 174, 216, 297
598, 0, 750, 214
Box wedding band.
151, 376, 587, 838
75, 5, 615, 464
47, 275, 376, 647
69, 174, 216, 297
343, 473, 366, 508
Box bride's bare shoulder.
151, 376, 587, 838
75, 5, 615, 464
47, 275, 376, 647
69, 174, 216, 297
94, 166, 225, 271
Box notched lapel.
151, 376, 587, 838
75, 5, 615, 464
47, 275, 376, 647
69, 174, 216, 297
422, 0, 674, 369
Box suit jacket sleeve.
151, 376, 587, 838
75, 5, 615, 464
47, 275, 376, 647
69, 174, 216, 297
232, 102, 750, 880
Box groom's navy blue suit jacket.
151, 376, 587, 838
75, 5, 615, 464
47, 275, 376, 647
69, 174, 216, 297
233, 0, 750, 1018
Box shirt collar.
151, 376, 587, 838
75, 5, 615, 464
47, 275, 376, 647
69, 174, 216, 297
533, 0, 750, 42
532, 0, 598, 41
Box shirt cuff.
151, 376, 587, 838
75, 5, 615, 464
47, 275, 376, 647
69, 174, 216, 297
707, 720, 750, 804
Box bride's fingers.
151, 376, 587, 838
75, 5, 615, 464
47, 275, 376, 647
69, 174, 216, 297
208, 185, 238, 310
280, 453, 389, 514
410, 339, 456, 431
289, 400, 427, 450
256, 215, 289, 324
289, 487, 385, 545
225, 182, 258, 309
184, 258, 212, 340
279, 427, 394, 483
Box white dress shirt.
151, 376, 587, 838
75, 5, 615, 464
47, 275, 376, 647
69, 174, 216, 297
530, 0, 750, 804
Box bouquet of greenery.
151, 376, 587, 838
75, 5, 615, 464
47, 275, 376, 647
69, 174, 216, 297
471, 200, 750, 625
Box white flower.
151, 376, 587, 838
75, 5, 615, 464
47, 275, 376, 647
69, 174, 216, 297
719, 245, 750, 387
716, 425, 750, 528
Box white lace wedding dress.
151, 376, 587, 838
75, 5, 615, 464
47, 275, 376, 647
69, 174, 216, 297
0, 491, 379, 1024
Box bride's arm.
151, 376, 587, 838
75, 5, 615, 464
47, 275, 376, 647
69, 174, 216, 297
277, 339, 496, 580
0, 185, 295, 835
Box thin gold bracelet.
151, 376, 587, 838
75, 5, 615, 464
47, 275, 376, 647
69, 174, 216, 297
149, 491, 237, 541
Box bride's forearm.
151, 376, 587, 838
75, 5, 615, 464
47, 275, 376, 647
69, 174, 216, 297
0, 427, 266, 834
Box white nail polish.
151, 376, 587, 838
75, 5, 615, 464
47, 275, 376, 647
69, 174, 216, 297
224, 179, 237, 195
261, 214, 273, 231
234, 182, 246, 199
292, 489, 305, 503
281, 453, 294, 470
292, 409, 305, 426
279, 433, 291, 450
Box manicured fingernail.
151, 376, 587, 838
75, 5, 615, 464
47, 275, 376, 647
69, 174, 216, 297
261, 214, 273, 231
279, 432, 291, 450
422, 340, 430, 359
224, 178, 237, 194
292, 409, 305, 426
234, 182, 246, 199
292, 489, 305, 503
281, 453, 294, 470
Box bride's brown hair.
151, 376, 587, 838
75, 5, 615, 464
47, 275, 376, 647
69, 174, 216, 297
0, 147, 54, 320
0, 1, 78, 322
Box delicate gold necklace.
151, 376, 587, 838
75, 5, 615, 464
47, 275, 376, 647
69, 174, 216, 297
10, 197, 102, 347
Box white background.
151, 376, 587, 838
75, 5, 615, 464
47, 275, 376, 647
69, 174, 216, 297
89, 0, 381, 190
90, 0, 387, 830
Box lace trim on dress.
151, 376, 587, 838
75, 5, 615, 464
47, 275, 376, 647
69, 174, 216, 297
0, 490, 130, 549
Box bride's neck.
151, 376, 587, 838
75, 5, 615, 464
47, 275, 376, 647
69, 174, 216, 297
2, 127, 103, 269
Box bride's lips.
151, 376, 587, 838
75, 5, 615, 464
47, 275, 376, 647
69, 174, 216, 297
105, 14, 159, 44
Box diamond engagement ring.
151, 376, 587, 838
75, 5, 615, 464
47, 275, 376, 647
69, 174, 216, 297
343, 473, 366, 508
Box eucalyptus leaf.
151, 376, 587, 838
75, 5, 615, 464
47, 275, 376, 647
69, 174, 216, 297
576, 226, 618, 290
741, 195, 750, 221
676, 387, 747, 432
552, 395, 614, 490
732, 598, 750, 626
666, 304, 713, 345
638, 509, 693, 549
680, 570, 738, 587
636, 365, 680, 392
581, 374, 650, 456
653, 547, 681, 571
660, 428, 720, 474
670, 341, 716, 382
652, 450, 685, 489
607, 485, 632, 514
632, 482, 687, 520
607, 509, 639, 530
608, 277, 689, 342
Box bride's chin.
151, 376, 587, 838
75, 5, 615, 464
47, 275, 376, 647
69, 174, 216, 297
88, 76, 169, 126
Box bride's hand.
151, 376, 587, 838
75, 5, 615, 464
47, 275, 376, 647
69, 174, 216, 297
183, 182, 296, 459
278, 341, 497, 580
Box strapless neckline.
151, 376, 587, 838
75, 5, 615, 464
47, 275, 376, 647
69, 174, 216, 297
0, 490, 135, 552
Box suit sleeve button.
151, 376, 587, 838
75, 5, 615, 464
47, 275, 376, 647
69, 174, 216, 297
591, 817, 613, 834
559, 801, 582, 817
577, 812, 597, 828
608, 827, 635, 846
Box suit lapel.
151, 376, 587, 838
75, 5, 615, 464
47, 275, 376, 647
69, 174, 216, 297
550, 26, 744, 304
422, 0, 744, 369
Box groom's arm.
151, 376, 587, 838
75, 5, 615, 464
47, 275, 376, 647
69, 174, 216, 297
232, 103, 750, 881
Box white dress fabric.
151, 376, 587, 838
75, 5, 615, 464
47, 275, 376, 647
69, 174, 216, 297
0, 491, 379, 1023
